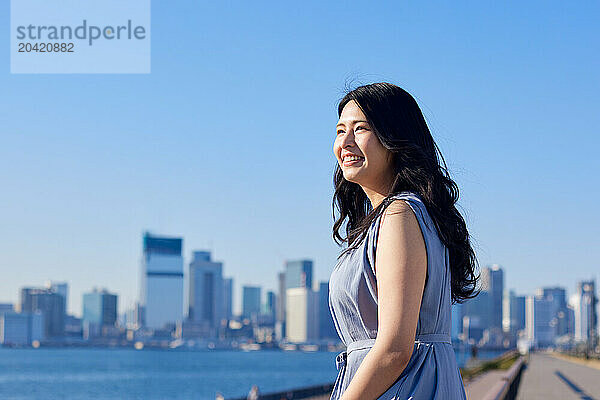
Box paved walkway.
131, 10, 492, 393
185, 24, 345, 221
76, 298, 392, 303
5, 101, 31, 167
464, 369, 506, 400
516, 351, 600, 399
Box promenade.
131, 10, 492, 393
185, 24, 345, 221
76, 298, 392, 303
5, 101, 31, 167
515, 352, 600, 399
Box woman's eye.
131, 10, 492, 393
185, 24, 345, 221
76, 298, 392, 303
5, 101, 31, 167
336, 130, 345, 135
355, 126, 366, 132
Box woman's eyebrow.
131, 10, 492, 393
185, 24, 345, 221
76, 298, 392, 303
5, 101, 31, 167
336, 119, 368, 127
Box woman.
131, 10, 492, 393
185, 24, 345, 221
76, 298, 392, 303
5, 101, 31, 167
328, 82, 479, 399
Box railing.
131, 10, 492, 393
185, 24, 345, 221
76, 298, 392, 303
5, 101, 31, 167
226, 382, 334, 400
480, 356, 527, 400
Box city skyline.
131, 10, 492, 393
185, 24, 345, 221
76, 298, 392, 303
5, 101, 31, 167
0, 229, 598, 318
1, 239, 597, 323
1, 2, 599, 318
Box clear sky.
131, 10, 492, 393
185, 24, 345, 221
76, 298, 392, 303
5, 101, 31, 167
1, 1, 598, 317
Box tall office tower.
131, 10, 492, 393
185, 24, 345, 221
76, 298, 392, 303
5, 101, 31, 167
318, 281, 338, 340
223, 278, 233, 321
46, 282, 68, 314
462, 291, 490, 341
481, 265, 504, 330
285, 260, 313, 290
538, 287, 569, 337
188, 251, 224, 335
19, 287, 66, 338
503, 290, 526, 335
525, 294, 555, 347
286, 287, 319, 343
242, 286, 261, 321
82, 288, 118, 333
572, 279, 598, 342
0, 311, 44, 345
264, 291, 276, 317
276, 272, 286, 340
140, 232, 184, 330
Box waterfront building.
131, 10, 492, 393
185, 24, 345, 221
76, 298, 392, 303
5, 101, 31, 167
318, 281, 338, 340
242, 285, 261, 321
82, 288, 118, 338
285, 260, 313, 290
503, 289, 526, 335
188, 251, 225, 337
526, 294, 555, 347
0, 311, 44, 345
481, 265, 504, 330
572, 279, 598, 343
223, 277, 233, 321
139, 232, 184, 330
286, 287, 319, 343
19, 287, 65, 338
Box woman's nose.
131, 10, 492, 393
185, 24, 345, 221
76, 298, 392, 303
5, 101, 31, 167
340, 131, 355, 148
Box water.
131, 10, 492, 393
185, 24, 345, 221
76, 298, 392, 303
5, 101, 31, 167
0, 347, 505, 399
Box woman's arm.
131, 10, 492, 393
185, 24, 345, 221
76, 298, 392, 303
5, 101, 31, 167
340, 199, 428, 400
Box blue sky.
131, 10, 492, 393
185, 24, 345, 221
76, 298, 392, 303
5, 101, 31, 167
1, 1, 598, 317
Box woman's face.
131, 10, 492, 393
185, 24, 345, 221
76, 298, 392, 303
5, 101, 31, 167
334, 100, 394, 189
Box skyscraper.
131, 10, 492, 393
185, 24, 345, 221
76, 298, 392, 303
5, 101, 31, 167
264, 291, 276, 318
318, 281, 337, 341
286, 287, 319, 343
19, 287, 65, 338
140, 232, 184, 330
46, 282, 68, 314
285, 260, 313, 290
276, 271, 286, 340
82, 288, 118, 338
538, 287, 568, 337
188, 251, 224, 335
572, 279, 597, 343
481, 265, 504, 330
223, 277, 233, 321
526, 294, 555, 348
242, 286, 261, 321
503, 289, 526, 335
82, 289, 117, 327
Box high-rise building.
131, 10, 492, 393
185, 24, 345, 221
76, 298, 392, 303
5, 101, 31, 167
481, 265, 504, 330
82, 288, 118, 329
242, 286, 261, 321
140, 232, 184, 330
285, 260, 313, 290
276, 271, 286, 340
526, 294, 555, 348
46, 282, 68, 314
264, 291, 276, 317
503, 289, 526, 335
461, 291, 490, 341
19, 287, 65, 338
0, 311, 44, 345
572, 279, 597, 343
538, 287, 569, 337
318, 281, 338, 340
286, 287, 319, 343
223, 277, 233, 321
188, 251, 224, 335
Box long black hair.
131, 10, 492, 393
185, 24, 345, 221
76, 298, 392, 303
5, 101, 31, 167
332, 82, 479, 303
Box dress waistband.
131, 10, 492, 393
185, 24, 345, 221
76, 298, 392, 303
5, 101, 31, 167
335, 333, 451, 370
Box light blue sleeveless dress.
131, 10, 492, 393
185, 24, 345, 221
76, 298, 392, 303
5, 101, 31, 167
328, 191, 467, 399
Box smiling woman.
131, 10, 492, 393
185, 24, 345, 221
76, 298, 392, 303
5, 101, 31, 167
328, 82, 478, 400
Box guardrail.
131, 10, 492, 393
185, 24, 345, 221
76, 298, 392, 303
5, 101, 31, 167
480, 356, 527, 400
226, 382, 334, 400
